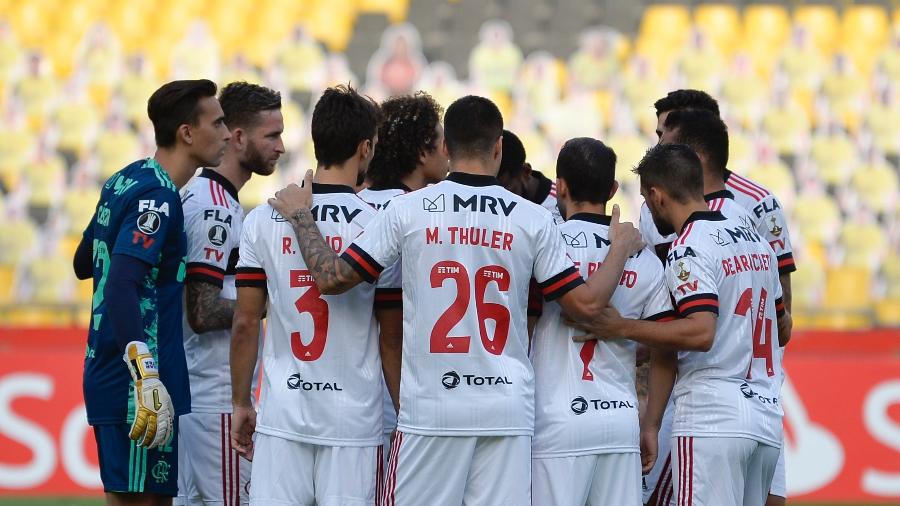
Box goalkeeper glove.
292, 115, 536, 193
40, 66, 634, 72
123, 341, 174, 449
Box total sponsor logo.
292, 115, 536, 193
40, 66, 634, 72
570, 396, 636, 415
739, 382, 779, 406
441, 371, 512, 390
286, 373, 342, 392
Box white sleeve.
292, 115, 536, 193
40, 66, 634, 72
532, 215, 584, 301
235, 210, 266, 288
341, 203, 402, 283
184, 206, 237, 287
640, 254, 675, 321
665, 242, 719, 317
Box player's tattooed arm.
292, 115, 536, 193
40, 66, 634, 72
269, 170, 364, 294
185, 280, 236, 334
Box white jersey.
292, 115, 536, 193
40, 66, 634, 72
236, 183, 395, 446
639, 190, 756, 249
180, 169, 251, 413
357, 185, 407, 435
531, 213, 674, 458
342, 172, 584, 437
666, 211, 785, 447
724, 170, 796, 276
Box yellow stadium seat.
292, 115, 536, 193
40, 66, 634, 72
882, 255, 900, 299
0, 218, 36, 267
694, 4, 740, 55
0, 265, 16, 303
810, 132, 858, 187
824, 266, 872, 311
841, 5, 889, 69
793, 193, 840, 245
840, 223, 887, 271
874, 299, 900, 327
743, 4, 790, 46
28, 255, 71, 304
356, 0, 409, 23
305, 0, 357, 51
636, 4, 691, 70
851, 163, 899, 214
790, 264, 824, 310
794, 5, 840, 55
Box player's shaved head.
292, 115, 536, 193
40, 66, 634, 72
148, 79, 218, 148
444, 96, 503, 162
663, 109, 729, 176
634, 143, 704, 204
653, 89, 720, 117
556, 137, 617, 204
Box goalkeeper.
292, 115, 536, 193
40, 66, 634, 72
73, 79, 231, 505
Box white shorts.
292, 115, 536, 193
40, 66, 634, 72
382, 432, 530, 506
250, 432, 379, 506
533, 453, 641, 506
175, 412, 250, 506
769, 446, 785, 498
672, 436, 779, 506
643, 401, 675, 506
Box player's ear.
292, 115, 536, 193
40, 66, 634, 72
177, 123, 193, 146
230, 127, 244, 150
608, 180, 619, 201
357, 138, 370, 161
522, 162, 532, 177
555, 178, 568, 200
493, 135, 502, 161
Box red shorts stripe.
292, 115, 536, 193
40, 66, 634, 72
221, 414, 227, 506
688, 437, 694, 506
652, 454, 672, 504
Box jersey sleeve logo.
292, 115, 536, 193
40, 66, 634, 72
767, 216, 783, 237
207, 225, 228, 247
137, 211, 161, 235
675, 260, 691, 282
423, 194, 445, 212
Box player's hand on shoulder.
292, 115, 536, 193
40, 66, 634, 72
608, 204, 644, 256
269, 169, 314, 218
231, 404, 257, 461
122, 341, 174, 449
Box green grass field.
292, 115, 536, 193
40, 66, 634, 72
5, 500, 898, 506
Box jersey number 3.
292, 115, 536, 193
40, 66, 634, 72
289, 270, 328, 361
430, 261, 511, 355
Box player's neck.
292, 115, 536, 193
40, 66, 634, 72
314, 162, 357, 188
212, 158, 250, 192
564, 200, 606, 220
401, 169, 427, 191
449, 158, 496, 178
153, 148, 196, 189
702, 170, 726, 195
671, 200, 713, 234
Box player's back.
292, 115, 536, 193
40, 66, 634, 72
531, 213, 673, 457
84, 158, 190, 425
640, 190, 756, 249
666, 212, 785, 447
345, 172, 581, 436
180, 170, 247, 413
237, 184, 382, 446
358, 185, 406, 211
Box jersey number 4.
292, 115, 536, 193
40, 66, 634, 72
430, 261, 511, 355
734, 287, 775, 378
289, 270, 328, 361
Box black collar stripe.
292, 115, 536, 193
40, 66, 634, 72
312, 182, 355, 194
568, 213, 612, 225
704, 189, 735, 202
446, 172, 501, 187
680, 210, 727, 234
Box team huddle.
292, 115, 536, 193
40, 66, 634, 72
74, 80, 795, 506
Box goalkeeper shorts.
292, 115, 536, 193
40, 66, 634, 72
93, 419, 180, 496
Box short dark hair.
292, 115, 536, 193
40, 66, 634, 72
443, 96, 503, 160
311, 85, 382, 167
218, 82, 282, 130
653, 89, 720, 117
497, 130, 527, 179
663, 109, 729, 175
367, 92, 443, 187
633, 144, 704, 204
147, 79, 218, 147
556, 138, 617, 204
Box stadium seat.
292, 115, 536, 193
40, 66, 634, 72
790, 263, 824, 310
841, 4, 890, 73
810, 131, 858, 188
794, 4, 840, 55
356, 0, 409, 23
743, 4, 789, 48
874, 299, 900, 326
851, 162, 898, 214
819, 266, 874, 328
27, 255, 71, 304
0, 218, 36, 267
744, 159, 795, 201
793, 193, 840, 245
840, 222, 887, 270
693, 4, 740, 55
882, 255, 900, 299
0, 265, 16, 303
